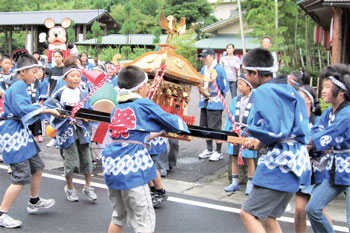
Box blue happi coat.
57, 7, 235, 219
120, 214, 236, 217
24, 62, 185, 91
0, 80, 47, 164
198, 64, 229, 110
102, 97, 189, 190
224, 92, 257, 158
46, 86, 92, 149
148, 136, 168, 155
311, 102, 350, 186
247, 80, 311, 192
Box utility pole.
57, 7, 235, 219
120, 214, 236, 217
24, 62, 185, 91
275, 0, 278, 33
237, 0, 246, 56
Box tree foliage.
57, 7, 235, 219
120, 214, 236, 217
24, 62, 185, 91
172, 31, 198, 68
1, 0, 215, 61
163, 0, 215, 26
242, 0, 328, 75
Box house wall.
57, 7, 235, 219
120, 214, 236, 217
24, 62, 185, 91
216, 20, 251, 34
208, 0, 237, 20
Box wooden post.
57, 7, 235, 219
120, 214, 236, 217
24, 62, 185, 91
4, 28, 8, 54
83, 24, 87, 40
30, 25, 34, 54
9, 28, 12, 55
318, 49, 322, 71
104, 25, 107, 36
331, 8, 342, 64
237, 0, 246, 56
76, 24, 80, 42
33, 26, 38, 52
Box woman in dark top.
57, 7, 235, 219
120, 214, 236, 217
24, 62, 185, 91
47, 50, 64, 97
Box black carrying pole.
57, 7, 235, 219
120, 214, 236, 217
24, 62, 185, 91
61, 106, 239, 142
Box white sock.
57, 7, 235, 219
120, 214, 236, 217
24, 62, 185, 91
232, 174, 239, 186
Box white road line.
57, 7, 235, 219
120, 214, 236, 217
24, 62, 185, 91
0, 165, 348, 232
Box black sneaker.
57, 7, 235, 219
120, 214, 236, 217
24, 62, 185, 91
151, 190, 163, 207
155, 189, 168, 202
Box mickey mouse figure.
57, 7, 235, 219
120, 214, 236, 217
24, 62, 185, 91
39, 18, 76, 64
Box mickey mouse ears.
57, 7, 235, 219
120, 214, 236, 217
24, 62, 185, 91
44, 18, 72, 29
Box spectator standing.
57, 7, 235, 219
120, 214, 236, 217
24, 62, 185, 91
220, 44, 241, 98
80, 52, 95, 71
197, 48, 229, 161
261, 36, 279, 77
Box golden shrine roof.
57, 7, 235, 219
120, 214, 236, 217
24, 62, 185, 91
123, 44, 205, 85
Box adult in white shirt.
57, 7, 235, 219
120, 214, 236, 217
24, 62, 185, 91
261, 36, 279, 77
220, 43, 241, 98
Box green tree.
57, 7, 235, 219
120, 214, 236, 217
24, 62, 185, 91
172, 31, 198, 68
67, 20, 76, 44
163, 0, 215, 26
99, 46, 121, 62
119, 3, 136, 35
91, 21, 104, 57
242, 0, 325, 75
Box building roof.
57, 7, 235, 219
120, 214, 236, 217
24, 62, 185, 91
195, 35, 260, 50
0, 9, 118, 27
201, 12, 240, 34
75, 34, 168, 46
298, 0, 350, 29
76, 33, 259, 50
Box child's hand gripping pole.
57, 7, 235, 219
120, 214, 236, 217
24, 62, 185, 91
209, 69, 245, 165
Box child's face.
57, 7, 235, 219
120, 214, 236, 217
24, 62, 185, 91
33, 53, 40, 61
244, 70, 259, 88
37, 68, 44, 80
21, 67, 38, 85
64, 70, 81, 89
237, 79, 251, 95
321, 79, 335, 103
138, 82, 149, 98
1, 58, 12, 73
298, 90, 311, 107
80, 53, 88, 62
105, 64, 115, 74
53, 52, 63, 65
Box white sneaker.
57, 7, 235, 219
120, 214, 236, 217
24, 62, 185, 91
46, 138, 56, 147
0, 213, 22, 228
64, 186, 79, 202
198, 149, 212, 159
27, 198, 55, 213
82, 186, 97, 202
209, 151, 223, 161
7, 166, 12, 174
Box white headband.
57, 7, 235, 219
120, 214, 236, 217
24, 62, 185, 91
15, 64, 41, 73
115, 73, 148, 94
242, 65, 275, 73
328, 76, 347, 92
92, 68, 106, 74
299, 86, 315, 111
62, 68, 82, 78
238, 77, 253, 89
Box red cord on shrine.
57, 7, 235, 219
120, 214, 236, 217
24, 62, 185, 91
71, 74, 109, 118
209, 70, 245, 165
147, 64, 167, 100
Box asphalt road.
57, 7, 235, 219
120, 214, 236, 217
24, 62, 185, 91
0, 166, 304, 233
